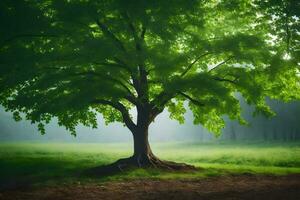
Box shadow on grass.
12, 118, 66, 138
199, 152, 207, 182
0, 157, 112, 191
84, 162, 124, 177
0, 156, 202, 191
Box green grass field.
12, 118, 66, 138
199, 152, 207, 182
0, 142, 300, 187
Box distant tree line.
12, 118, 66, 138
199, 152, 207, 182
196, 98, 300, 142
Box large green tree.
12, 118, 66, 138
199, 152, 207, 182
0, 0, 299, 169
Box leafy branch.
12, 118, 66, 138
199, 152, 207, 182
181, 52, 210, 77
92, 99, 136, 132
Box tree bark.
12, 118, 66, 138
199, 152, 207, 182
88, 107, 196, 175
133, 128, 153, 161
123, 125, 195, 170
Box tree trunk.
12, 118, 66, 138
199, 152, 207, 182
132, 127, 153, 164
125, 125, 195, 170
88, 108, 196, 175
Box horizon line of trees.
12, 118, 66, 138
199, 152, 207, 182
194, 98, 300, 142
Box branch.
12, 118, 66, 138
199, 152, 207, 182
178, 92, 205, 107
122, 11, 147, 50
96, 19, 127, 53
150, 91, 174, 115
74, 71, 129, 90
213, 77, 237, 85
140, 24, 146, 39
122, 12, 147, 94
93, 61, 132, 74
72, 71, 137, 105
92, 99, 136, 132
113, 57, 140, 100
122, 12, 149, 100
112, 57, 135, 75
122, 12, 141, 51
181, 52, 210, 77
209, 56, 234, 72
150, 90, 205, 120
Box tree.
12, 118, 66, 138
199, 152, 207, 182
0, 0, 299, 170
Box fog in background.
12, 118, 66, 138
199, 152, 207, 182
0, 97, 300, 142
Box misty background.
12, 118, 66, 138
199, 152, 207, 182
0, 96, 300, 142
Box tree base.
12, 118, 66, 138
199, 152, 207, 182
115, 155, 196, 171
87, 154, 196, 176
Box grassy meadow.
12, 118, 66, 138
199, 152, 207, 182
0, 141, 300, 187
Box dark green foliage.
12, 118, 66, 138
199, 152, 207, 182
0, 0, 299, 136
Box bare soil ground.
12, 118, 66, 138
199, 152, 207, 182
1, 175, 299, 200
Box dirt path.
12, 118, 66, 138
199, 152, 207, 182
1, 175, 299, 200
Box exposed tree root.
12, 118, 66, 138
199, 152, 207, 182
87, 154, 196, 176
116, 154, 196, 171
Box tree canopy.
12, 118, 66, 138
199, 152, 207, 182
0, 0, 299, 136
